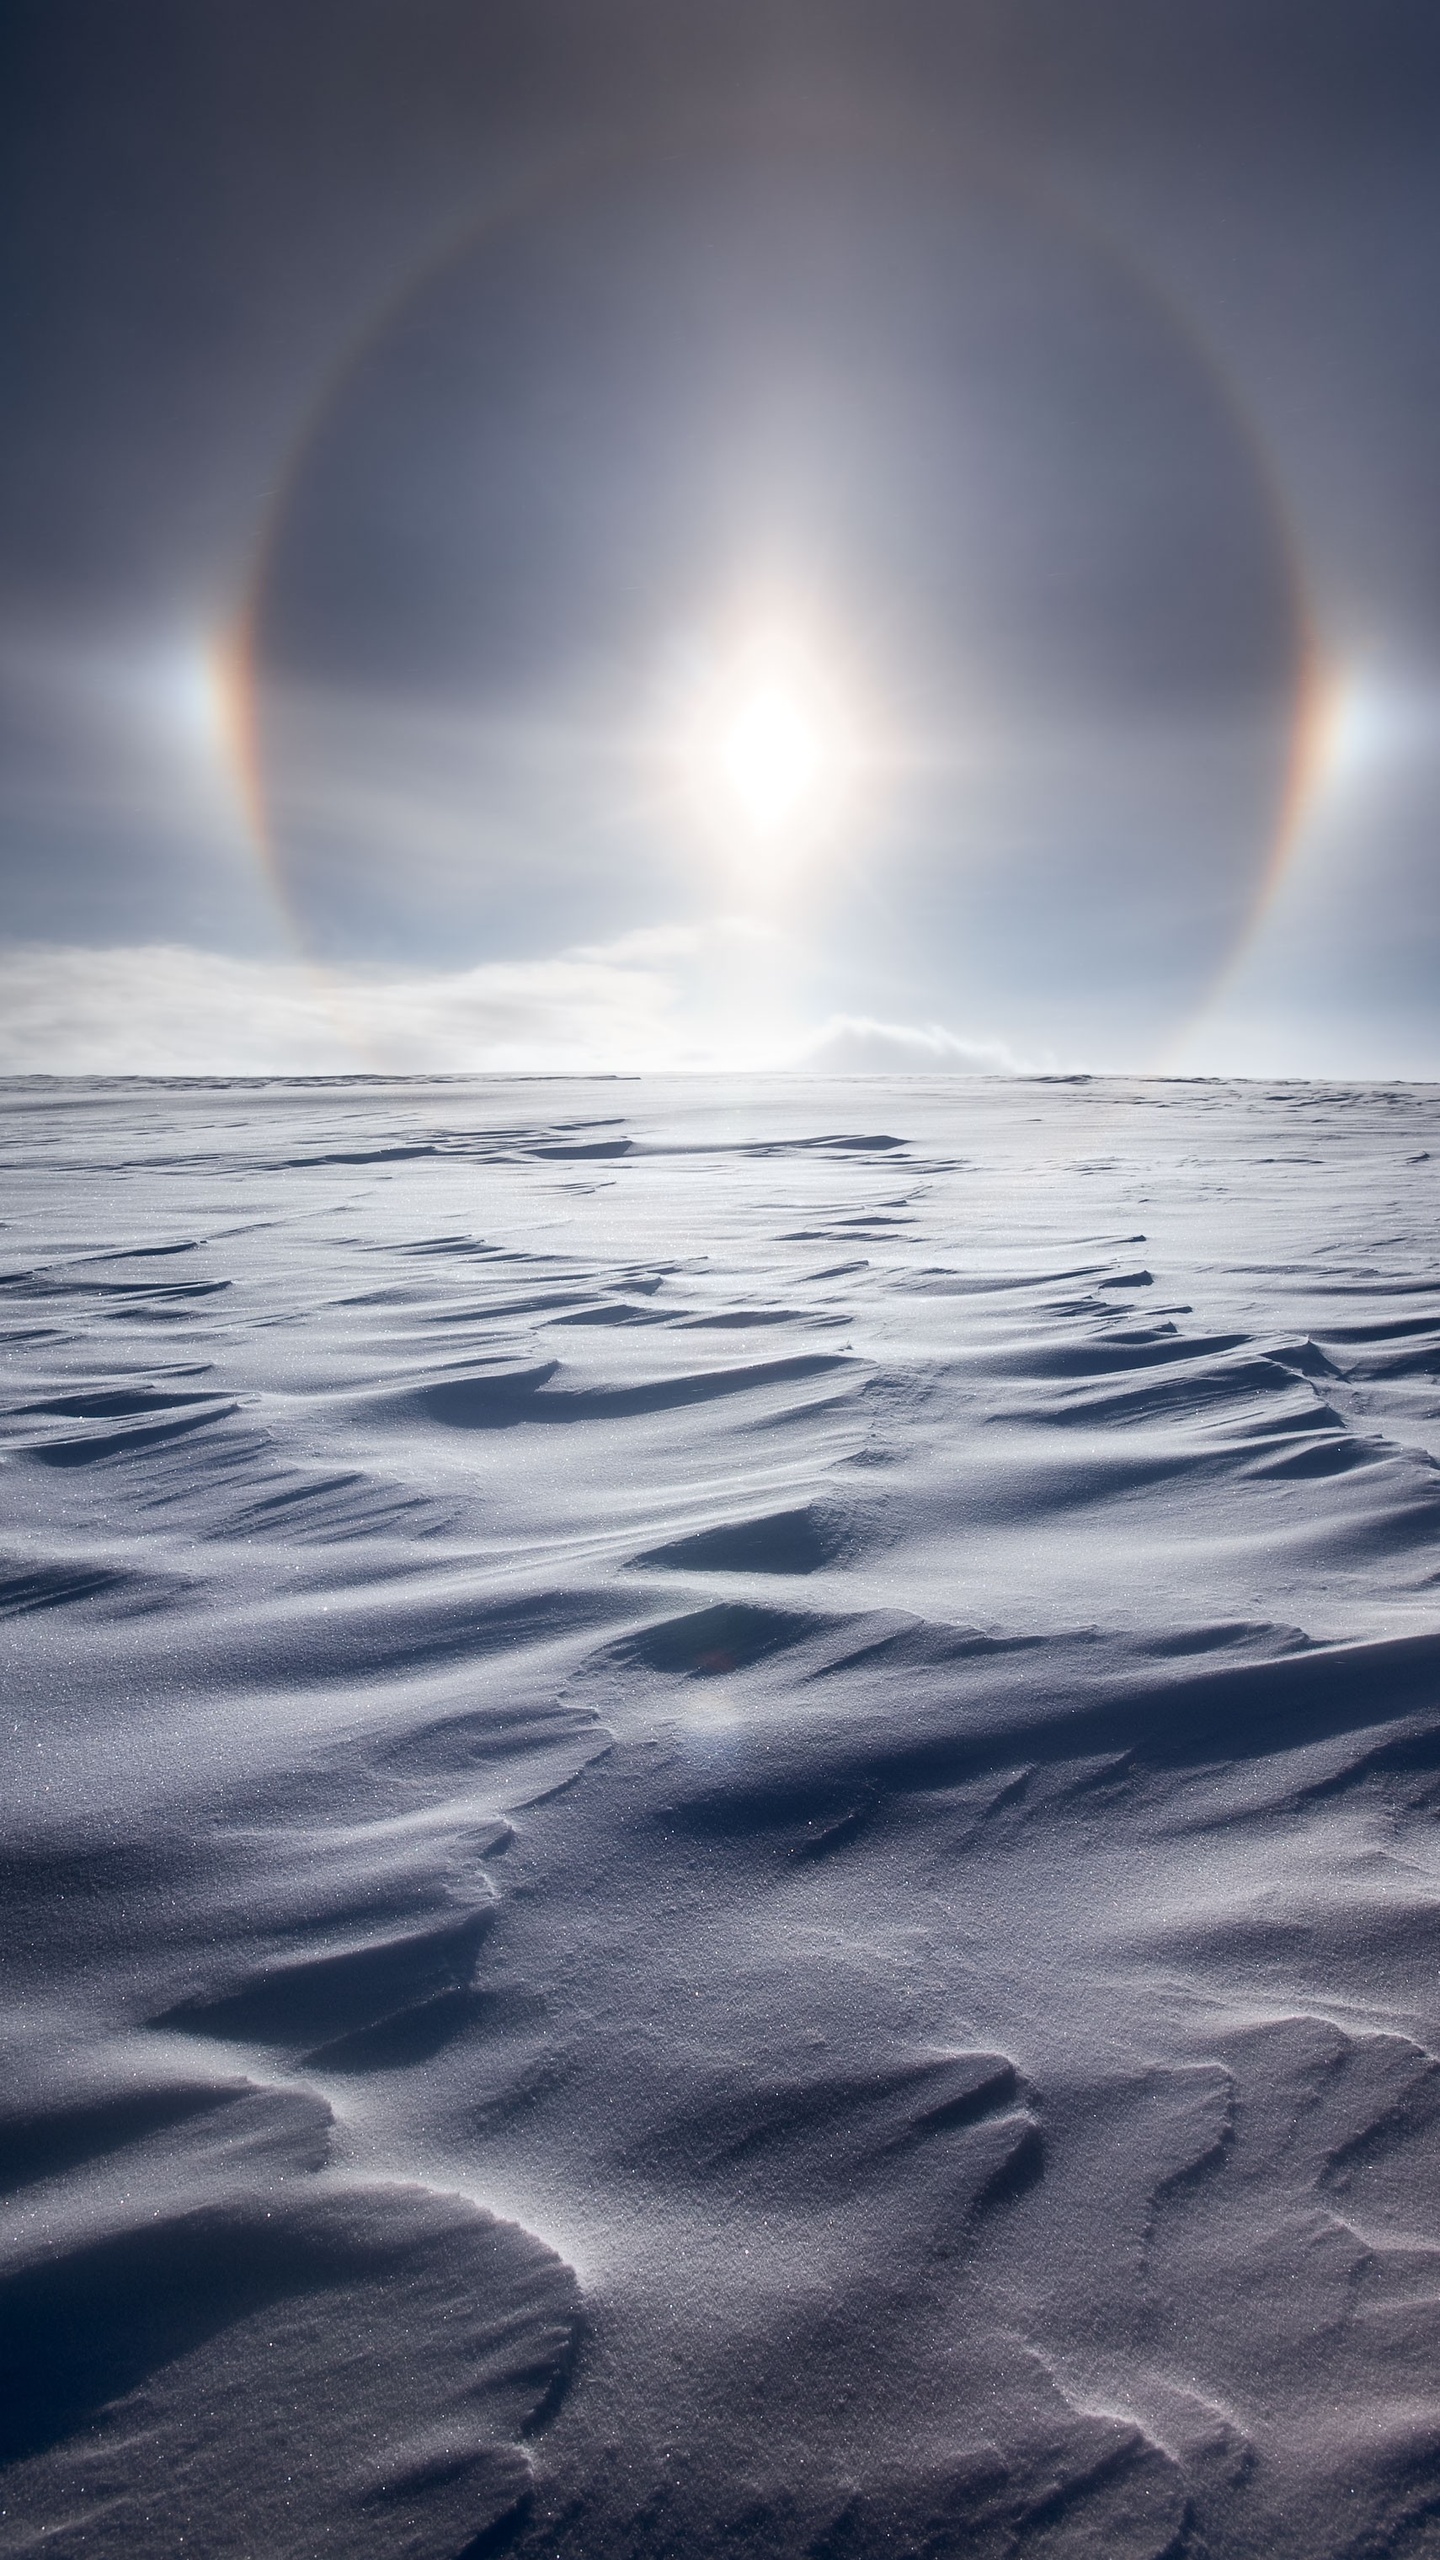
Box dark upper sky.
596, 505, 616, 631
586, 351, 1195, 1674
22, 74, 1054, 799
4, 0, 1440, 1073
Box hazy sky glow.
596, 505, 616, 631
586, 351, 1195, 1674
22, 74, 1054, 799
4, 2, 1440, 1075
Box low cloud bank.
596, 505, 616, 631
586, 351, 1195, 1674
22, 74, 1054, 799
0, 939, 694, 1076
794, 1015, 1025, 1075
0, 944, 1028, 1080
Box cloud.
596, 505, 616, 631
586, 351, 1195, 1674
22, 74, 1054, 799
0, 944, 1032, 1081
792, 1015, 1026, 1075
0, 938, 702, 1076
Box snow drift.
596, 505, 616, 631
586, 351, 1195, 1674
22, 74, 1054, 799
3, 1071, 1440, 2559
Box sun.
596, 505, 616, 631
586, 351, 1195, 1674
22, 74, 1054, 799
681, 618, 851, 849
718, 677, 826, 832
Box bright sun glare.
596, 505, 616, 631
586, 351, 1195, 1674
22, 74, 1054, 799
683, 620, 851, 849
719, 679, 825, 832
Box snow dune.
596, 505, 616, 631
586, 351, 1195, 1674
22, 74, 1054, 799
3, 1072, 1440, 2559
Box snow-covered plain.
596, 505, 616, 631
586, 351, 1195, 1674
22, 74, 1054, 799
4, 1071, 1440, 2560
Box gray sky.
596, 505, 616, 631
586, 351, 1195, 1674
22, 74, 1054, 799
3, 0, 1439, 1075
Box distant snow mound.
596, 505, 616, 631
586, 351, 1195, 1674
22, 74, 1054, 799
794, 1015, 1023, 1074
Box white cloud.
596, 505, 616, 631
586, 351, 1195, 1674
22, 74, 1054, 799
0, 943, 1031, 1081
792, 1014, 1025, 1075
0, 939, 701, 1076
564, 916, 775, 965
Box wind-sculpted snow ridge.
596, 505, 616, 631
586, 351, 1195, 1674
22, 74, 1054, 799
3, 1076, 1440, 2558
